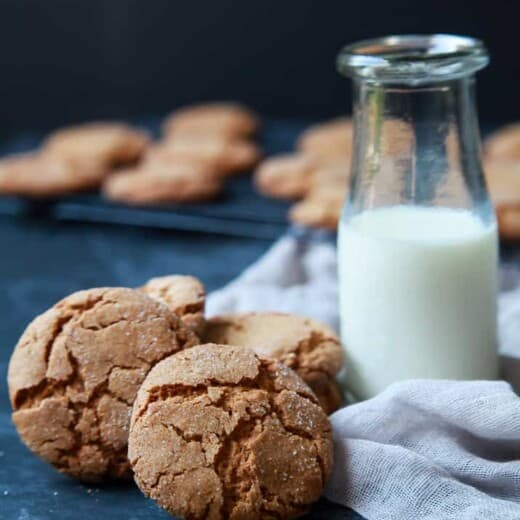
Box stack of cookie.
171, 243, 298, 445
256, 118, 520, 240
7, 273, 343, 519
484, 124, 520, 240
104, 103, 261, 205
254, 117, 352, 230
0, 102, 261, 205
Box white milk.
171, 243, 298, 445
338, 205, 498, 400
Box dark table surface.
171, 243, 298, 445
0, 219, 363, 518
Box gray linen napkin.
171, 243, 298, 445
207, 233, 520, 520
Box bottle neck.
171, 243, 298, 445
349, 76, 492, 221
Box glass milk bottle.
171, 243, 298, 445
337, 35, 499, 400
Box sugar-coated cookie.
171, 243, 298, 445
203, 312, 345, 414
129, 344, 333, 520
484, 124, 520, 161
141, 275, 205, 334
254, 154, 316, 199
102, 159, 223, 205
44, 122, 149, 166
148, 136, 261, 176
297, 118, 353, 163
0, 153, 106, 196
8, 288, 198, 482
163, 102, 259, 139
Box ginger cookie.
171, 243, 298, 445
7, 287, 198, 482
297, 118, 353, 164
0, 152, 106, 196
484, 124, 520, 161
163, 102, 259, 139
203, 313, 345, 414
140, 275, 205, 334
102, 159, 223, 205
128, 344, 333, 520
43, 122, 149, 167
254, 154, 316, 199
484, 159, 520, 240
148, 136, 261, 176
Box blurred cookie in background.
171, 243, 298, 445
43, 122, 150, 168
163, 102, 259, 139
147, 136, 261, 177
484, 159, 520, 240
103, 158, 223, 205
484, 124, 520, 161
254, 154, 317, 199
297, 117, 353, 164
289, 186, 346, 231
0, 153, 106, 196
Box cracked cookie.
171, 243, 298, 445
7, 287, 198, 482
43, 122, 149, 167
203, 313, 345, 414
163, 102, 259, 139
128, 343, 333, 520
140, 275, 206, 334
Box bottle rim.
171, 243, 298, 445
337, 34, 489, 83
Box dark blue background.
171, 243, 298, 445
0, 0, 518, 134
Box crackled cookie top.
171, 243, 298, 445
203, 313, 345, 413
7, 287, 198, 482
129, 344, 333, 520
141, 275, 206, 334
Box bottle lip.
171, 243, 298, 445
337, 34, 489, 84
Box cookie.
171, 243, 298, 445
254, 154, 316, 199
308, 162, 350, 192
148, 136, 261, 176
203, 312, 345, 414
163, 102, 259, 139
496, 207, 520, 241
43, 122, 149, 167
102, 159, 223, 205
297, 118, 353, 163
484, 159, 520, 239
7, 287, 198, 482
140, 275, 205, 334
484, 124, 520, 161
289, 188, 346, 230
0, 152, 106, 196
129, 344, 333, 519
